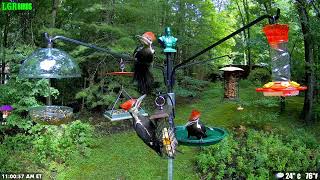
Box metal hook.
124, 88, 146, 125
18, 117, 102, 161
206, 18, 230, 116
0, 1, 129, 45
120, 58, 125, 72
269, 8, 280, 24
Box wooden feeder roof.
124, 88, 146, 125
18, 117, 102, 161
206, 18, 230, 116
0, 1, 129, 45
219, 67, 244, 72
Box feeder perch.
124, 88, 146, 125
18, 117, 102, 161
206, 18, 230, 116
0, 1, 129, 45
256, 24, 307, 97
29, 106, 73, 125
219, 66, 243, 100
106, 59, 134, 77
176, 126, 227, 146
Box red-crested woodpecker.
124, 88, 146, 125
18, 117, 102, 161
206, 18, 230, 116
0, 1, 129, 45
185, 110, 207, 139
133, 32, 156, 94
120, 94, 162, 156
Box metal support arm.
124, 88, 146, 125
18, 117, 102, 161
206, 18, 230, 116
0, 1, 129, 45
171, 9, 280, 81
175, 54, 232, 71
44, 33, 134, 61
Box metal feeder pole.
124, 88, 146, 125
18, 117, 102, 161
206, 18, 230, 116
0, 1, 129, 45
159, 27, 178, 180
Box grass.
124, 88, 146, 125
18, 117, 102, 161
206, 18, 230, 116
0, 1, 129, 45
57, 81, 319, 180
58, 132, 198, 180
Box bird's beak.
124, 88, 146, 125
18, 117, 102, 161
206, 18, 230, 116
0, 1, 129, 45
134, 94, 147, 109
136, 35, 152, 46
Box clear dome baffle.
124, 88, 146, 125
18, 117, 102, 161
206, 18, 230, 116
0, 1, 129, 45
19, 48, 81, 78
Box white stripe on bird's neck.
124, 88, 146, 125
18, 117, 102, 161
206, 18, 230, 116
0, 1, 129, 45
185, 118, 201, 129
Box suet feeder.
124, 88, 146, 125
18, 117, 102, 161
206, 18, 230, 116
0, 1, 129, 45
150, 95, 177, 158
256, 24, 307, 97
219, 66, 244, 100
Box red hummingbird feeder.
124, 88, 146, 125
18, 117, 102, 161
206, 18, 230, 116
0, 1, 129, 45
256, 24, 307, 97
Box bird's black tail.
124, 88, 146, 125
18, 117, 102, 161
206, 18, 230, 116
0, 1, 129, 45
133, 61, 153, 94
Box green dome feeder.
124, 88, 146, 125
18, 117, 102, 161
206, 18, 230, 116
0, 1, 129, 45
175, 126, 227, 146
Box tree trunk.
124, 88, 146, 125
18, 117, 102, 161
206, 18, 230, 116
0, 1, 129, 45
1, 14, 9, 85
296, 0, 315, 123
51, 0, 58, 28
243, 0, 252, 71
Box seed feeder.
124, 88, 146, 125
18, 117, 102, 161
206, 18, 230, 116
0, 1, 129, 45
256, 24, 307, 100
219, 66, 244, 100
29, 106, 73, 125
20, 34, 81, 125
104, 59, 147, 121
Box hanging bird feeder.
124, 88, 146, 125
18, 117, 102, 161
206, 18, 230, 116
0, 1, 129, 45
103, 60, 147, 121
219, 66, 244, 100
256, 24, 307, 97
19, 35, 82, 125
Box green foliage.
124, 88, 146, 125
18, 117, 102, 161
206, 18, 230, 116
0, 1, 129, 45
240, 111, 279, 127
196, 129, 320, 180
0, 77, 59, 112
175, 76, 210, 97
0, 144, 20, 172
30, 120, 94, 165
247, 68, 271, 84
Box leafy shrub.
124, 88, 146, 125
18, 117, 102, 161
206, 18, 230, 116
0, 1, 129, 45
175, 76, 210, 98
30, 120, 94, 165
0, 77, 59, 113
239, 111, 279, 127
196, 129, 320, 180
247, 68, 271, 84
0, 144, 20, 172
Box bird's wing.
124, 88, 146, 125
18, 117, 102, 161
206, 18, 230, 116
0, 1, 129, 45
134, 122, 153, 142
133, 46, 143, 59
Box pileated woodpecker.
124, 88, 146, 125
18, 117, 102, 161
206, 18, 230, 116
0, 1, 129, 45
120, 94, 162, 156
133, 32, 156, 94
185, 110, 207, 139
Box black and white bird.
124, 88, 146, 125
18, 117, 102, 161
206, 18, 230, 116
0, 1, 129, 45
185, 110, 207, 139
120, 94, 162, 156
133, 32, 156, 94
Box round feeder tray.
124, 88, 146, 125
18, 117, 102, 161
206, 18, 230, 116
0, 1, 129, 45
175, 126, 227, 146
29, 106, 73, 125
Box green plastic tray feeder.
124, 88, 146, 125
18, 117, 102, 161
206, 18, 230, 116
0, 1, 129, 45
175, 126, 227, 146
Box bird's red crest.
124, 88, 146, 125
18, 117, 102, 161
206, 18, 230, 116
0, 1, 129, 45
142, 32, 156, 42
120, 99, 137, 111
189, 109, 201, 121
